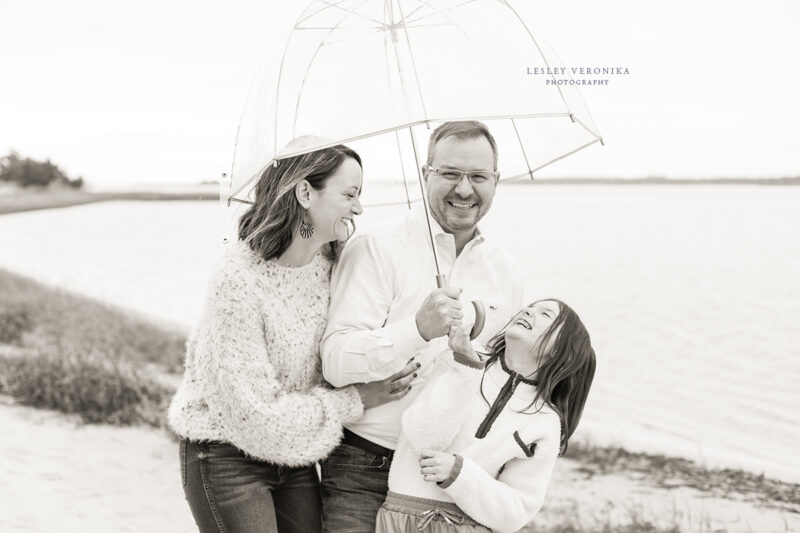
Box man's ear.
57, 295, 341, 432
421, 165, 429, 184
295, 180, 312, 209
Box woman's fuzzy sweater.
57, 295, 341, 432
168, 240, 363, 466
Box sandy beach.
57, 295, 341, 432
0, 396, 195, 532
2, 396, 797, 533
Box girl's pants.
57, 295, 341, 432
375, 491, 491, 533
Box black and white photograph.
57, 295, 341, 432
1, 1, 798, 532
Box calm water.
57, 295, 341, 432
1, 185, 799, 481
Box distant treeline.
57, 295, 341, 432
0, 151, 84, 189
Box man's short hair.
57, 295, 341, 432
426, 121, 499, 170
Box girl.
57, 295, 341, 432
376, 299, 596, 533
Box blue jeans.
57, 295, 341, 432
319, 442, 392, 533
180, 439, 322, 533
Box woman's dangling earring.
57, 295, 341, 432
299, 211, 314, 239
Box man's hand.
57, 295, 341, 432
415, 287, 463, 341
418, 449, 456, 483
448, 325, 480, 361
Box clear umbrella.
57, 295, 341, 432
224, 0, 602, 296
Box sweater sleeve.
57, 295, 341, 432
401, 352, 484, 452
198, 261, 363, 466
440, 417, 561, 533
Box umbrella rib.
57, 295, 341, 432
382, 7, 413, 211
510, 118, 534, 180
316, 0, 386, 26
395, 0, 431, 124
404, 23, 454, 28
403, 4, 426, 21
229, 161, 271, 201
233, 2, 327, 203
229, 197, 255, 206
411, 0, 516, 117
417, 0, 519, 111
499, 1, 573, 115
297, 0, 350, 25
363, 197, 421, 208
271, 1, 329, 161
394, 130, 413, 209
297, 27, 386, 45
405, 0, 478, 25
569, 114, 603, 140
291, 0, 374, 138
384, 0, 417, 126
294, 26, 387, 31
409, 126, 443, 277
502, 137, 603, 181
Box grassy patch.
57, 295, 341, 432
531, 520, 681, 533
524, 500, 683, 533
0, 350, 172, 426
565, 441, 800, 512
0, 269, 186, 372
0, 302, 33, 344
0, 269, 186, 426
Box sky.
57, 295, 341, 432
1, 0, 799, 188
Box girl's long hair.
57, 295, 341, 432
483, 299, 596, 455
237, 144, 361, 262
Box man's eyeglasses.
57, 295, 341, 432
423, 165, 499, 184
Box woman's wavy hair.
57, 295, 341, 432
238, 144, 361, 262
482, 299, 596, 455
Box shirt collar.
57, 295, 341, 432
410, 204, 486, 248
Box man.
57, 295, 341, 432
320, 121, 524, 532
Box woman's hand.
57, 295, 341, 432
418, 449, 456, 483
448, 325, 480, 361
354, 360, 419, 409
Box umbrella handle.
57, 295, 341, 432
470, 300, 486, 341
436, 274, 486, 341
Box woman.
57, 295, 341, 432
376, 299, 596, 533
168, 142, 417, 533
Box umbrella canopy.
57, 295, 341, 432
226, 0, 602, 205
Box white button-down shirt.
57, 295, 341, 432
321, 206, 525, 448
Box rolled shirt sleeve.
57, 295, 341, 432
321, 234, 428, 387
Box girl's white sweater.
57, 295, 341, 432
389, 353, 561, 533
168, 240, 363, 466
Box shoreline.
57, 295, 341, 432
565, 441, 800, 514
2, 177, 800, 215
0, 189, 219, 215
